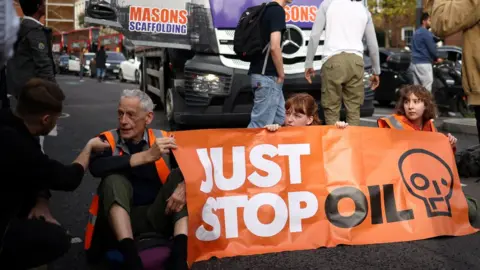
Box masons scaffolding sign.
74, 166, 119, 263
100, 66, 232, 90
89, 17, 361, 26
128, 6, 189, 35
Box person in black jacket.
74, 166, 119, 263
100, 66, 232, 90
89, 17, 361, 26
6, 0, 56, 99
0, 78, 109, 269
95, 46, 107, 82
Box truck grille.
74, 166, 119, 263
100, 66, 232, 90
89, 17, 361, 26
184, 91, 210, 106
184, 69, 232, 106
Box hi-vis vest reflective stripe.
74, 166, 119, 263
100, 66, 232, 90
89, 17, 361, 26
84, 128, 170, 250
377, 114, 437, 132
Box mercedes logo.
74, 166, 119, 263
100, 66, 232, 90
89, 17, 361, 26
282, 25, 304, 55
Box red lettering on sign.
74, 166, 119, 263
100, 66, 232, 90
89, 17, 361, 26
284, 5, 318, 23
129, 6, 142, 21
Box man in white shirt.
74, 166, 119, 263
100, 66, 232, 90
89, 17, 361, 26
305, 0, 381, 126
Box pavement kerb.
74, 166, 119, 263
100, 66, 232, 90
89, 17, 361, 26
360, 117, 478, 135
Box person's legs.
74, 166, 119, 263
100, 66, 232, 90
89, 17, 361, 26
321, 54, 346, 125
147, 168, 188, 270
413, 63, 433, 92
342, 54, 365, 126
101, 68, 106, 81
97, 68, 102, 82
247, 74, 283, 128
98, 174, 143, 269
409, 64, 421, 85
79, 66, 84, 81
0, 219, 71, 269
475, 106, 480, 144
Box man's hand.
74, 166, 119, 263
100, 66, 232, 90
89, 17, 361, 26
276, 75, 285, 84
166, 182, 186, 215
28, 198, 60, 226
370, 74, 380, 90
305, 68, 315, 84
147, 137, 177, 161
87, 137, 111, 152
435, 58, 444, 64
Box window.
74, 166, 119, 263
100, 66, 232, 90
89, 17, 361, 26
401, 27, 415, 46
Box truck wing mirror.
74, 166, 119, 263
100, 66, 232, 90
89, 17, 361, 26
86, 3, 117, 21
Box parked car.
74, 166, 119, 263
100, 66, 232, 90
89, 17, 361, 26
68, 53, 95, 77
373, 48, 469, 116
55, 55, 69, 74
119, 56, 141, 83
90, 51, 126, 79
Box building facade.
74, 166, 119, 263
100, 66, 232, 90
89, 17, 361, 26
371, 0, 463, 48
14, 0, 75, 32
74, 0, 86, 29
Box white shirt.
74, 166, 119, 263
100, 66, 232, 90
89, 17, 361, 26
305, 0, 381, 75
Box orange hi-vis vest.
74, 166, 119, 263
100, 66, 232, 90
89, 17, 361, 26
84, 128, 171, 251
377, 114, 437, 132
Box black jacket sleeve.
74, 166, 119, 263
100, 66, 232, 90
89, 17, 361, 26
26, 28, 55, 82
88, 135, 132, 178
8, 138, 85, 191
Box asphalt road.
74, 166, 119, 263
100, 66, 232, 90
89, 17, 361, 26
36, 75, 480, 270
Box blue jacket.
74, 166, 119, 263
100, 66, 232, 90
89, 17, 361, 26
411, 27, 438, 64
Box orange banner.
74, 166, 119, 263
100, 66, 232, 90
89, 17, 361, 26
171, 126, 478, 265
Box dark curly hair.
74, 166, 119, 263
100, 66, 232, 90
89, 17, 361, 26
395, 85, 437, 122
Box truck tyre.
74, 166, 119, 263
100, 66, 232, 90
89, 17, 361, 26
165, 87, 175, 123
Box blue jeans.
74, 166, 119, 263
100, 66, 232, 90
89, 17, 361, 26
97, 68, 106, 79
247, 74, 285, 128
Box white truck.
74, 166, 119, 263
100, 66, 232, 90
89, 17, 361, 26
85, 0, 375, 129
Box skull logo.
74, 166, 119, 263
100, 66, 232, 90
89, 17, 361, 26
398, 149, 454, 217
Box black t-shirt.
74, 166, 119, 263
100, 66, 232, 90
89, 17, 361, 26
248, 3, 286, 77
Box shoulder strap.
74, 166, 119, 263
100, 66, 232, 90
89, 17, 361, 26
379, 115, 405, 130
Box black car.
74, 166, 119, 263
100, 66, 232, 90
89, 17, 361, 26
90, 51, 126, 79
374, 48, 413, 106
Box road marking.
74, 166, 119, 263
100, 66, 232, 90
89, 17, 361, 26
64, 81, 82, 85
71, 237, 83, 244
461, 183, 467, 187
59, 112, 70, 118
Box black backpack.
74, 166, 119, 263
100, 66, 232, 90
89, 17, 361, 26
456, 144, 480, 177
233, 2, 274, 63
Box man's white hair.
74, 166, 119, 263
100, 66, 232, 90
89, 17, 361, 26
121, 89, 155, 112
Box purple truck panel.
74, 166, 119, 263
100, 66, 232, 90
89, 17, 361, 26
208, 0, 324, 29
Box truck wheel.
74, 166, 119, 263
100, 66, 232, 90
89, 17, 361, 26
165, 87, 175, 123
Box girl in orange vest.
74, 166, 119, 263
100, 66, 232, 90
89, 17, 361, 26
378, 84, 457, 150
378, 84, 477, 225
265, 93, 348, 131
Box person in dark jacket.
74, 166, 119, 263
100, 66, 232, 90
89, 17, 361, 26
6, 0, 56, 99
0, 78, 109, 269
95, 45, 107, 82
